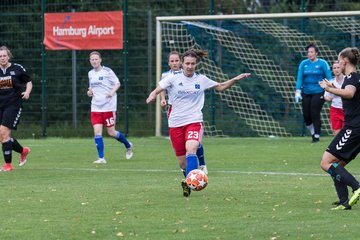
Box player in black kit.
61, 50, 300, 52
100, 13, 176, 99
319, 47, 360, 210
0, 46, 32, 171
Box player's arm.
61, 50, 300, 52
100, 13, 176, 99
160, 91, 167, 107
320, 79, 356, 99
21, 81, 32, 100
106, 82, 120, 98
87, 87, 93, 97
146, 85, 165, 104
214, 73, 251, 92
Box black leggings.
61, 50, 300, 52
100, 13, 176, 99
301, 92, 325, 136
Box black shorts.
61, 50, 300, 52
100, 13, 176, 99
326, 126, 360, 163
0, 106, 22, 130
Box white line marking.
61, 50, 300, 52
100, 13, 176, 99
47, 168, 327, 177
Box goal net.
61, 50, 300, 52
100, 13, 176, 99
155, 11, 360, 137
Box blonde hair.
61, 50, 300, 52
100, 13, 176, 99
0, 46, 13, 60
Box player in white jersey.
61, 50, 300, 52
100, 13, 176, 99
87, 51, 133, 163
324, 61, 344, 136
161, 51, 209, 175
147, 49, 251, 197
160, 51, 182, 107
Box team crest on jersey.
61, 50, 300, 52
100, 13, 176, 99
10, 71, 15, 75
195, 84, 200, 89
99, 77, 103, 80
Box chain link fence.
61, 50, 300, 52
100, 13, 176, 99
1, 0, 359, 138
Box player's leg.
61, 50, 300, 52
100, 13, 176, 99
169, 126, 190, 197
12, 138, 30, 167
301, 94, 315, 139
0, 126, 13, 171
91, 112, 106, 163
184, 123, 203, 176
310, 93, 325, 142
197, 143, 208, 174
321, 128, 360, 208
0, 107, 27, 171
104, 112, 133, 159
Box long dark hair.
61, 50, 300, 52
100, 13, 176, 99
181, 49, 208, 62
339, 47, 360, 66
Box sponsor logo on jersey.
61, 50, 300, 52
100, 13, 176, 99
0, 76, 13, 89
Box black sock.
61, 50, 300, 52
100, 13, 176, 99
333, 178, 349, 204
11, 138, 23, 154
328, 163, 359, 191
2, 140, 12, 164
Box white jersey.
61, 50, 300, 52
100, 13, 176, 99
324, 77, 344, 109
88, 66, 120, 112
159, 72, 218, 127
161, 69, 182, 105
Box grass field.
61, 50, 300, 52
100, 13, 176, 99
1, 136, 360, 240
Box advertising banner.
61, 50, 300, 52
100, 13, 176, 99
44, 11, 123, 50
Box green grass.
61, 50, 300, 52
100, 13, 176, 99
1, 137, 360, 239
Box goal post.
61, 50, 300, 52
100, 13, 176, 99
155, 11, 360, 137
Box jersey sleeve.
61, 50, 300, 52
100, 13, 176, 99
201, 75, 218, 90
324, 80, 334, 98
322, 60, 333, 80
17, 64, 31, 84
108, 68, 120, 84
296, 60, 304, 90
159, 74, 172, 89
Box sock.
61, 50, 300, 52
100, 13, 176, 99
181, 168, 186, 178
115, 131, 131, 148
197, 143, 206, 166
185, 153, 198, 177
94, 135, 104, 159
328, 163, 359, 191
2, 139, 13, 164
306, 124, 315, 135
11, 138, 23, 154
333, 178, 349, 204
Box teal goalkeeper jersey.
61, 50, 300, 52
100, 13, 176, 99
296, 58, 332, 94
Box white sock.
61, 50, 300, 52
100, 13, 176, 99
306, 124, 315, 135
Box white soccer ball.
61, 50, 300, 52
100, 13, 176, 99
186, 169, 208, 191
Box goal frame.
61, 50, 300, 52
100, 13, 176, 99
155, 10, 360, 137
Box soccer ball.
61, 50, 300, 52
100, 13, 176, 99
186, 169, 208, 191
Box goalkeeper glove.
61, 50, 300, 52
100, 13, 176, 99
295, 90, 302, 103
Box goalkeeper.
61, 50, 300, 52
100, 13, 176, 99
295, 43, 332, 143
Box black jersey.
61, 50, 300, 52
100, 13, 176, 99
342, 72, 360, 127
0, 63, 31, 108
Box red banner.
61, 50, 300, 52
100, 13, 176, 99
44, 11, 123, 50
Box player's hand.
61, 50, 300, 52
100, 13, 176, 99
106, 92, 113, 98
146, 92, 156, 104
21, 91, 30, 100
319, 79, 332, 91
160, 99, 167, 107
87, 88, 93, 97
233, 73, 251, 81
295, 90, 302, 103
